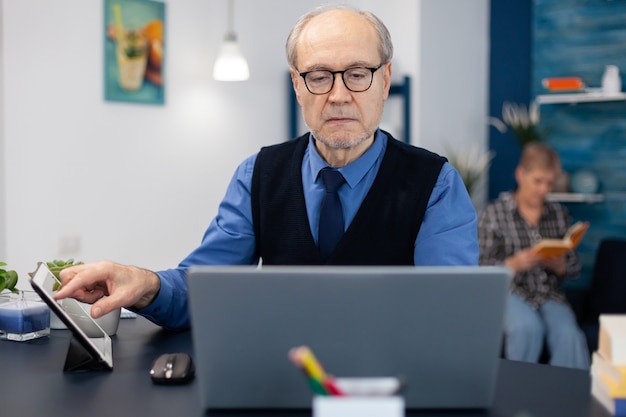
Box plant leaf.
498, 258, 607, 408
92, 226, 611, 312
6, 270, 18, 292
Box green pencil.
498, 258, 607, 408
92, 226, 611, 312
308, 376, 330, 396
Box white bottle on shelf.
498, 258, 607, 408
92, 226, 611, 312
602, 65, 622, 95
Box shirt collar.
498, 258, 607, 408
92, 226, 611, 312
500, 191, 519, 213
306, 129, 387, 188
501, 190, 551, 219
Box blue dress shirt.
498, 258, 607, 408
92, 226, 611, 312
141, 130, 478, 329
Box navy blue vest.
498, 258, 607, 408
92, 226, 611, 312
251, 132, 445, 265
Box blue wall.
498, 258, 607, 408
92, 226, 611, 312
489, 0, 626, 288
533, 0, 626, 288
488, 0, 532, 200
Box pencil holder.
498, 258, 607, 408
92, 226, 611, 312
313, 395, 404, 417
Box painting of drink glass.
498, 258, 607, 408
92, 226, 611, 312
104, 0, 165, 104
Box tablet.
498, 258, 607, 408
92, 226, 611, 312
29, 262, 113, 372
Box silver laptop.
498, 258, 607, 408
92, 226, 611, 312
187, 265, 511, 411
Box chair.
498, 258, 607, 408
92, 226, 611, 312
578, 238, 626, 353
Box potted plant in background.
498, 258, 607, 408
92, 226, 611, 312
445, 144, 494, 201
489, 101, 543, 146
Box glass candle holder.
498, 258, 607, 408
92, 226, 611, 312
0, 290, 50, 341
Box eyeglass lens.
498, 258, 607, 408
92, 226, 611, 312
303, 67, 378, 94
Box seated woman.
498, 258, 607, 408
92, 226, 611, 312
478, 143, 589, 369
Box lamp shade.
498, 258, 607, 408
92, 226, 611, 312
213, 34, 250, 81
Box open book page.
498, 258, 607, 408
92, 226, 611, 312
530, 221, 590, 258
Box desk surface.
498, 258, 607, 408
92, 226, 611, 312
0, 316, 608, 417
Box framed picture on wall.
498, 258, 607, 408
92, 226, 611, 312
104, 0, 165, 105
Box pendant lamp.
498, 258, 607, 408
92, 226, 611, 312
213, 0, 250, 81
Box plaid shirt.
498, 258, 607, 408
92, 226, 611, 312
478, 192, 581, 309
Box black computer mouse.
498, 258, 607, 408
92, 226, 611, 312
150, 352, 195, 384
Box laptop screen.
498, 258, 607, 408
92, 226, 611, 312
187, 265, 511, 411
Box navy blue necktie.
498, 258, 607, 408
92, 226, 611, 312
318, 168, 346, 260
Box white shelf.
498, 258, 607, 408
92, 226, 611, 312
547, 193, 604, 203
535, 91, 626, 105
604, 192, 626, 200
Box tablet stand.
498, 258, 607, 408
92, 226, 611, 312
63, 336, 110, 372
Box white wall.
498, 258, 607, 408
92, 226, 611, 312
0, 0, 488, 286
419, 0, 490, 206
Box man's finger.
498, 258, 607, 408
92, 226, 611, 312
53, 268, 101, 300
90, 295, 123, 319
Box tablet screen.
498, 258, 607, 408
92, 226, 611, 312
29, 262, 113, 371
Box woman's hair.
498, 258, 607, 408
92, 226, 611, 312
518, 142, 561, 173
285, 4, 394, 70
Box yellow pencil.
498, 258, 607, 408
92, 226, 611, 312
289, 346, 345, 396
297, 346, 327, 381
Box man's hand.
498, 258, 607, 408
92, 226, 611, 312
53, 261, 161, 319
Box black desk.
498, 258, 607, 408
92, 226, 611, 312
0, 317, 608, 417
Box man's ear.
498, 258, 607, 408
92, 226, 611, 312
382, 61, 392, 100
290, 69, 303, 106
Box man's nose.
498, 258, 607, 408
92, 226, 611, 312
328, 73, 352, 101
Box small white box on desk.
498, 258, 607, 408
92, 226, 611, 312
313, 395, 405, 417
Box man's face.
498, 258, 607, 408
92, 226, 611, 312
290, 10, 391, 149
516, 166, 558, 208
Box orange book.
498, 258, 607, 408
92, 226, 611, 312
531, 221, 590, 258
542, 77, 585, 92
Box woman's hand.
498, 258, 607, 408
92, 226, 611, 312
505, 248, 544, 273
540, 255, 568, 276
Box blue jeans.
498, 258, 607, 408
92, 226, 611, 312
505, 293, 590, 369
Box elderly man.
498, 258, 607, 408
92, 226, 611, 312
55, 5, 478, 330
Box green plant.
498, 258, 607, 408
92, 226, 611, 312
445, 144, 494, 197
123, 30, 146, 58
0, 262, 19, 294
46, 259, 83, 291
490, 101, 544, 146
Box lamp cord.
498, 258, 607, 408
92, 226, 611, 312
227, 0, 235, 36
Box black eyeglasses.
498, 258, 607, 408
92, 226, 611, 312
299, 64, 384, 95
